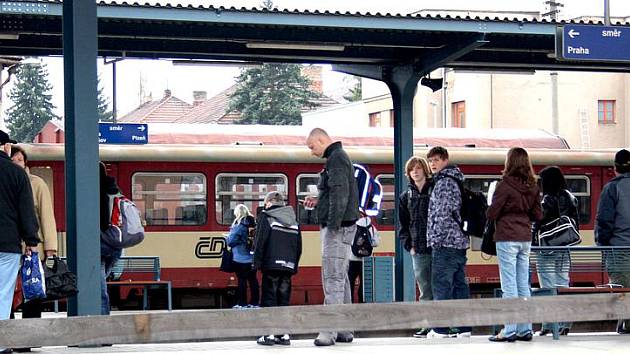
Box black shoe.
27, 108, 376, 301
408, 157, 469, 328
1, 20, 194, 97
257, 335, 275, 346
516, 332, 533, 342
336, 332, 354, 343
413, 328, 431, 338
560, 328, 570, 336
0, 349, 13, 354
12, 349, 30, 353
274, 334, 291, 345
538, 329, 552, 336
489, 333, 517, 342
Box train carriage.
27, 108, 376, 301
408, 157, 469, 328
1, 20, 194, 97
22, 129, 618, 309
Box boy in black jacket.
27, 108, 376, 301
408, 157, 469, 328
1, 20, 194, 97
254, 191, 302, 346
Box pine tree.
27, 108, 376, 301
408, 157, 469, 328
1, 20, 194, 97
97, 76, 113, 122
228, 63, 321, 125
5, 60, 60, 143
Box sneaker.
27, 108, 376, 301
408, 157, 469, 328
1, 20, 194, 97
516, 332, 533, 341
413, 328, 431, 338
447, 327, 461, 337
257, 335, 275, 346
314, 332, 336, 346
456, 331, 472, 338
336, 332, 354, 343
232, 304, 242, 309
489, 332, 517, 342
426, 329, 450, 339
274, 334, 291, 345
538, 329, 552, 336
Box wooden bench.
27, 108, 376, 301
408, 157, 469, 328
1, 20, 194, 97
529, 246, 630, 339
107, 256, 172, 311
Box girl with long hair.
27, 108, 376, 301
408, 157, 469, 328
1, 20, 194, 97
487, 147, 542, 342
226, 204, 259, 307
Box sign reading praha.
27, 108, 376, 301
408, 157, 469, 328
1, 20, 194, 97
560, 25, 630, 62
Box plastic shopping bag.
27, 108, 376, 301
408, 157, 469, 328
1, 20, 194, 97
21, 251, 47, 301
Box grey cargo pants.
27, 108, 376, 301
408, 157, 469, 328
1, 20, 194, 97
317, 225, 356, 343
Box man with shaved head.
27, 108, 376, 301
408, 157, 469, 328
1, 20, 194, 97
305, 128, 359, 346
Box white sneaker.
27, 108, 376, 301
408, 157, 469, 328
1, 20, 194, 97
427, 329, 450, 338
456, 331, 472, 338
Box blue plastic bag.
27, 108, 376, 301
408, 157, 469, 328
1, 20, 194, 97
22, 251, 47, 301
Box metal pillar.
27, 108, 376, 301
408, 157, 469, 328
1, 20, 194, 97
384, 65, 420, 302
63, 0, 101, 316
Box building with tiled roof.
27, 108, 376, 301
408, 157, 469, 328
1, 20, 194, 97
118, 90, 192, 123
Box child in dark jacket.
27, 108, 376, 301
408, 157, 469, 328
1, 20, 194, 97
254, 191, 302, 346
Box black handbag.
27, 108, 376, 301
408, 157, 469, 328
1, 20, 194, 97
481, 220, 497, 256
539, 215, 581, 247
219, 245, 235, 273
44, 256, 78, 301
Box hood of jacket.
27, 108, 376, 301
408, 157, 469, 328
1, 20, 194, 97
503, 175, 534, 194
264, 205, 298, 226
435, 165, 464, 183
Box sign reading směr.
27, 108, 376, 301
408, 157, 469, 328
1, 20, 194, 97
560, 24, 630, 62
99, 123, 148, 144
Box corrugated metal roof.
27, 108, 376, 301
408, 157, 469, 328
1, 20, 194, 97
28, 0, 629, 25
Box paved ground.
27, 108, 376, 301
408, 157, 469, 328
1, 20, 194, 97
15, 333, 630, 354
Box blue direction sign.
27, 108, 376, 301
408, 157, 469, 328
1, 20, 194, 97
99, 123, 148, 144
560, 25, 630, 62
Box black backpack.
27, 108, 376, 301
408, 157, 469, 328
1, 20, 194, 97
445, 175, 488, 238
351, 224, 374, 257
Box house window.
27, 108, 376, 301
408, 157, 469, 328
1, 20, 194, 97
452, 101, 465, 128
598, 100, 616, 124
369, 112, 381, 127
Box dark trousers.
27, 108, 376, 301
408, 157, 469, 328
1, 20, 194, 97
261, 270, 292, 307
21, 299, 43, 318
431, 247, 472, 334
348, 260, 364, 303
234, 262, 259, 306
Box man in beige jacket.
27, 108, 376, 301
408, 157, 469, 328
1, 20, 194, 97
12, 146, 57, 323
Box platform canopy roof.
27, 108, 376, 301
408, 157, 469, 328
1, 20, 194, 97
1, 1, 630, 73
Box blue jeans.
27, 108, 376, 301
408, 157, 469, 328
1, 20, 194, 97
411, 252, 433, 301
431, 247, 471, 334
0, 252, 21, 321
101, 247, 122, 315
537, 250, 571, 331
496, 241, 532, 336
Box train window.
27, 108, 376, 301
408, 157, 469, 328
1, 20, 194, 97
216, 173, 288, 225
462, 175, 502, 197
375, 175, 395, 225
296, 174, 320, 225
132, 173, 207, 226
565, 176, 591, 225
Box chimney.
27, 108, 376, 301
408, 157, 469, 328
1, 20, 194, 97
163, 89, 172, 99
192, 90, 207, 106
301, 65, 323, 94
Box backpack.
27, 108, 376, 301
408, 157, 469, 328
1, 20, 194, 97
445, 176, 488, 238
101, 193, 145, 249
351, 223, 374, 257
353, 163, 383, 216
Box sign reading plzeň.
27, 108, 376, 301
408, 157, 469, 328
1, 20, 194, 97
99, 123, 148, 144
559, 25, 630, 62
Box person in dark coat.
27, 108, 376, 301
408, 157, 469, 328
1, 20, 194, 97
398, 156, 434, 338
254, 192, 302, 346
487, 147, 542, 342
304, 128, 359, 346
595, 149, 630, 334
0, 130, 40, 354
532, 166, 579, 336
99, 162, 123, 315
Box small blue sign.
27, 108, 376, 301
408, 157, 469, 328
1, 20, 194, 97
99, 123, 148, 144
561, 25, 630, 62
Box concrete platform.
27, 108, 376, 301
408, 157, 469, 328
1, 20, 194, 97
16, 334, 630, 354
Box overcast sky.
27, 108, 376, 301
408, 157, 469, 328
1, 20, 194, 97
3, 0, 630, 122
